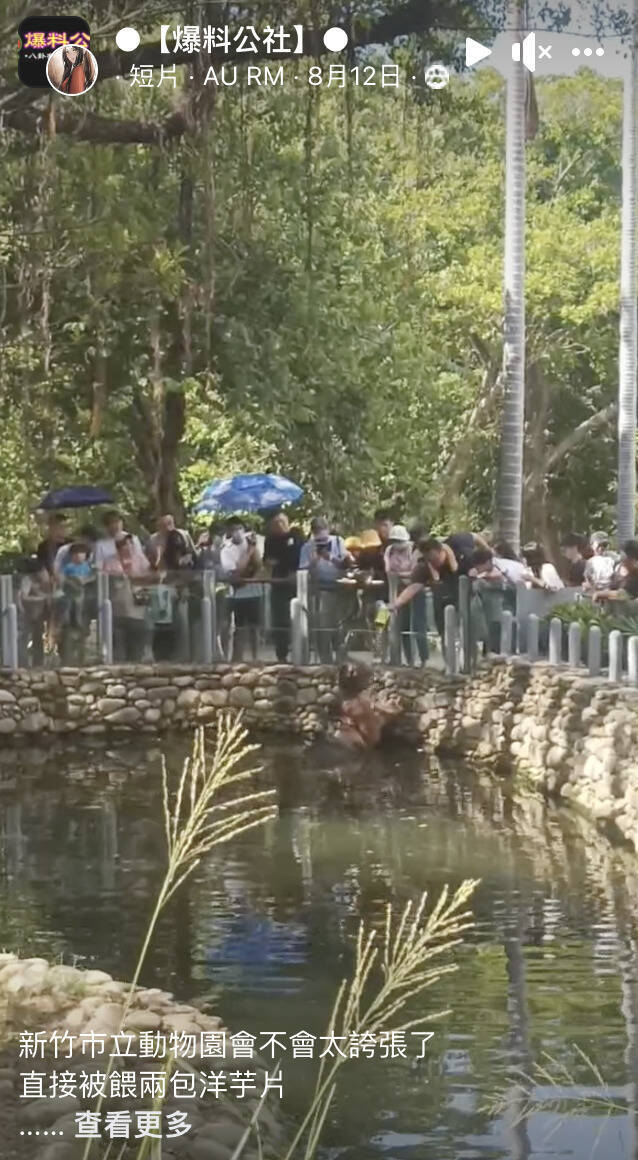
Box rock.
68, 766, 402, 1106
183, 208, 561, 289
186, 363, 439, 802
6, 958, 50, 992
0, 689, 16, 702
297, 687, 317, 705
162, 1014, 202, 1034
105, 707, 141, 725
0, 718, 17, 733
200, 690, 228, 707
177, 689, 200, 708
125, 1008, 162, 1031
228, 687, 253, 708
85, 1001, 124, 1035
96, 698, 127, 714
144, 708, 161, 723
82, 969, 112, 986
146, 686, 180, 701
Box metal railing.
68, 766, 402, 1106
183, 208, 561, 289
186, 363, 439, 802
440, 576, 638, 686
2, 568, 636, 687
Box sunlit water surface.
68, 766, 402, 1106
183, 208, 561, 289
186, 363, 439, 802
1, 736, 638, 1160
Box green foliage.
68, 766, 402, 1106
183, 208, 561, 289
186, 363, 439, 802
549, 600, 638, 637
0, 48, 629, 548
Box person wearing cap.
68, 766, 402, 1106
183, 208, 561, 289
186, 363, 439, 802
383, 525, 414, 577
583, 533, 619, 591
298, 517, 351, 570
384, 525, 418, 664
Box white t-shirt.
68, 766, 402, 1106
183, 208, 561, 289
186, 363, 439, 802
220, 539, 262, 599
95, 533, 145, 571
540, 563, 564, 592
584, 555, 616, 589
493, 557, 532, 586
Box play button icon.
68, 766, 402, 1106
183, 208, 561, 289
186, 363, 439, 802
465, 37, 492, 67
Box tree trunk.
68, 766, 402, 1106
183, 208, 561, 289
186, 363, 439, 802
618, 0, 638, 543
495, 0, 526, 553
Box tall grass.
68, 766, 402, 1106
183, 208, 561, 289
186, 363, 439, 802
271, 880, 479, 1160
82, 714, 277, 1160
78, 716, 478, 1160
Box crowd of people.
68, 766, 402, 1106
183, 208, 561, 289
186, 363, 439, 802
14, 504, 638, 668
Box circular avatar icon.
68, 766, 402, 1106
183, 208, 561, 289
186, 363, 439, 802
46, 43, 98, 95
424, 62, 449, 90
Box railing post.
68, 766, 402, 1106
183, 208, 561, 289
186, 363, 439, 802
548, 617, 562, 665
4, 603, 18, 669
387, 574, 401, 666
568, 621, 582, 668
292, 570, 309, 665
0, 575, 18, 669
200, 595, 213, 664
500, 609, 514, 656
425, 589, 436, 633
628, 636, 638, 686
609, 630, 623, 683
202, 570, 219, 661
96, 571, 108, 656
175, 592, 190, 662
527, 613, 539, 661
443, 604, 457, 674
588, 625, 602, 676
100, 598, 113, 664
458, 575, 473, 673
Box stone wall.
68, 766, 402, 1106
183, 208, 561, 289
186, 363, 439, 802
1, 659, 638, 849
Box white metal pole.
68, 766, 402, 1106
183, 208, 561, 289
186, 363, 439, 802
496, 0, 527, 552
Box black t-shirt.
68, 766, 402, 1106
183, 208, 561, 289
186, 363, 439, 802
264, 531, 303, 579
410, 534, 474, 601
358, 543, 386, 583
36, 536, 69, 574
623, 569, 638, 598
445, 532, 475, 575
566, 558, 586, 586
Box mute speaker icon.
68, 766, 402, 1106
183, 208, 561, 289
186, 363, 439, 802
512, 31, 536, 72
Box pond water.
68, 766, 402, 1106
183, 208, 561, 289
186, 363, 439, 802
1, 736, 638, 1160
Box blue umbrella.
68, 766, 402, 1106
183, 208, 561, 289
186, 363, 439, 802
38, 486, 115, 510
194, 473, 303, 514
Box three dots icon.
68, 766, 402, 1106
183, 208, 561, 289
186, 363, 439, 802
572, 45, 604, 57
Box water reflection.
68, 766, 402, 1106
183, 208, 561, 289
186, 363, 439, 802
1, 739, 637, 1158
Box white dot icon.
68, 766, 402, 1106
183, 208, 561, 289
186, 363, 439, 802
584, 46, 592, 56
116, 27, 141, 52
596, 46, 604, 56
572, 47, 581, 56
323, 27, 348, 52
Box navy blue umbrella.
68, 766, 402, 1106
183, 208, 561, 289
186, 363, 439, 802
38, 486, 115, 510
194, 473, 303, 514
